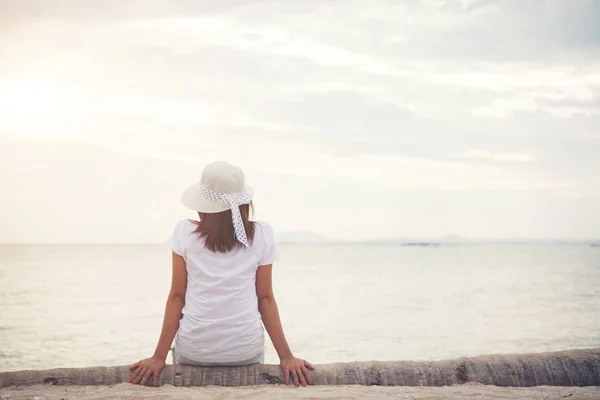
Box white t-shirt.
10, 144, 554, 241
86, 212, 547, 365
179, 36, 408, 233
169, 219, 278, 363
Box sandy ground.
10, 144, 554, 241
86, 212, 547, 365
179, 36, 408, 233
1, 383, 599, 400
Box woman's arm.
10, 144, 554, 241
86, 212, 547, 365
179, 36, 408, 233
129, 252, 187, 386
256, 264, 314, 387
153, 252, 187, 359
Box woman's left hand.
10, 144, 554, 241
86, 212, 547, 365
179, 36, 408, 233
280, 355, 315, 387
129, 355, 166, 386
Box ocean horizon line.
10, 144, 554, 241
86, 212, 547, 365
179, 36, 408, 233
1, 238, 599, 246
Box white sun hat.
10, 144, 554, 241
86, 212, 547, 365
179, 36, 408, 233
181, 161, 254, 247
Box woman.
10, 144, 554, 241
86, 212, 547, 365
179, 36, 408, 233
129, 161, 314, 387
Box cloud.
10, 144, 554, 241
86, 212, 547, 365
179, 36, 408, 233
0, 0, 599, 240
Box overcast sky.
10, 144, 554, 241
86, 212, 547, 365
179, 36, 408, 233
1, 0, 599, 243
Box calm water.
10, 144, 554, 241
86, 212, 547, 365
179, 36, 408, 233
1, 244, 599, 372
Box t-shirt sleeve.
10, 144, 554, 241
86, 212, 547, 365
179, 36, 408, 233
169, 220, 188, 257
258, 222, 279, 266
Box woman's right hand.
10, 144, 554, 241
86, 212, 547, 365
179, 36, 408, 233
280, 355, 315, 387
129, 355, 166, 387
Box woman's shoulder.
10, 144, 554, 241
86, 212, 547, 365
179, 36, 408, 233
254, 220, 273, 233
253, 221, 275, 242
253, 221, 278, 264
173, 218, 198, 237
254, 220, 272, 229
169, 219, 198, 256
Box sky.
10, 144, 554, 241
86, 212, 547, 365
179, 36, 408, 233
0, 0, 599, 243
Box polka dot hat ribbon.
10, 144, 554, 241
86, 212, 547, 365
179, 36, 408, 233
198, 185, 252, 247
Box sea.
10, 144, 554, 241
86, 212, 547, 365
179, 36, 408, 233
1, 243, 599, 372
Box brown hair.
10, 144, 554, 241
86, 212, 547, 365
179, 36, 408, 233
193, 202, 256, 253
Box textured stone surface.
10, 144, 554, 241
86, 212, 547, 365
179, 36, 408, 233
1, 348, 599, 388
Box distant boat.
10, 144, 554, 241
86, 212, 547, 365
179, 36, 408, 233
591, 243, 600, 247
402, 242, 441, 247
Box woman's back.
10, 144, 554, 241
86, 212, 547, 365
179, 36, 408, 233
170, 219, 277, 363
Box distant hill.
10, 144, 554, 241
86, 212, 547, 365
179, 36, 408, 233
273, 232, 598, 245
435, 234, 467, 243
274, 232, 467, 244
362, 234, 467, 245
